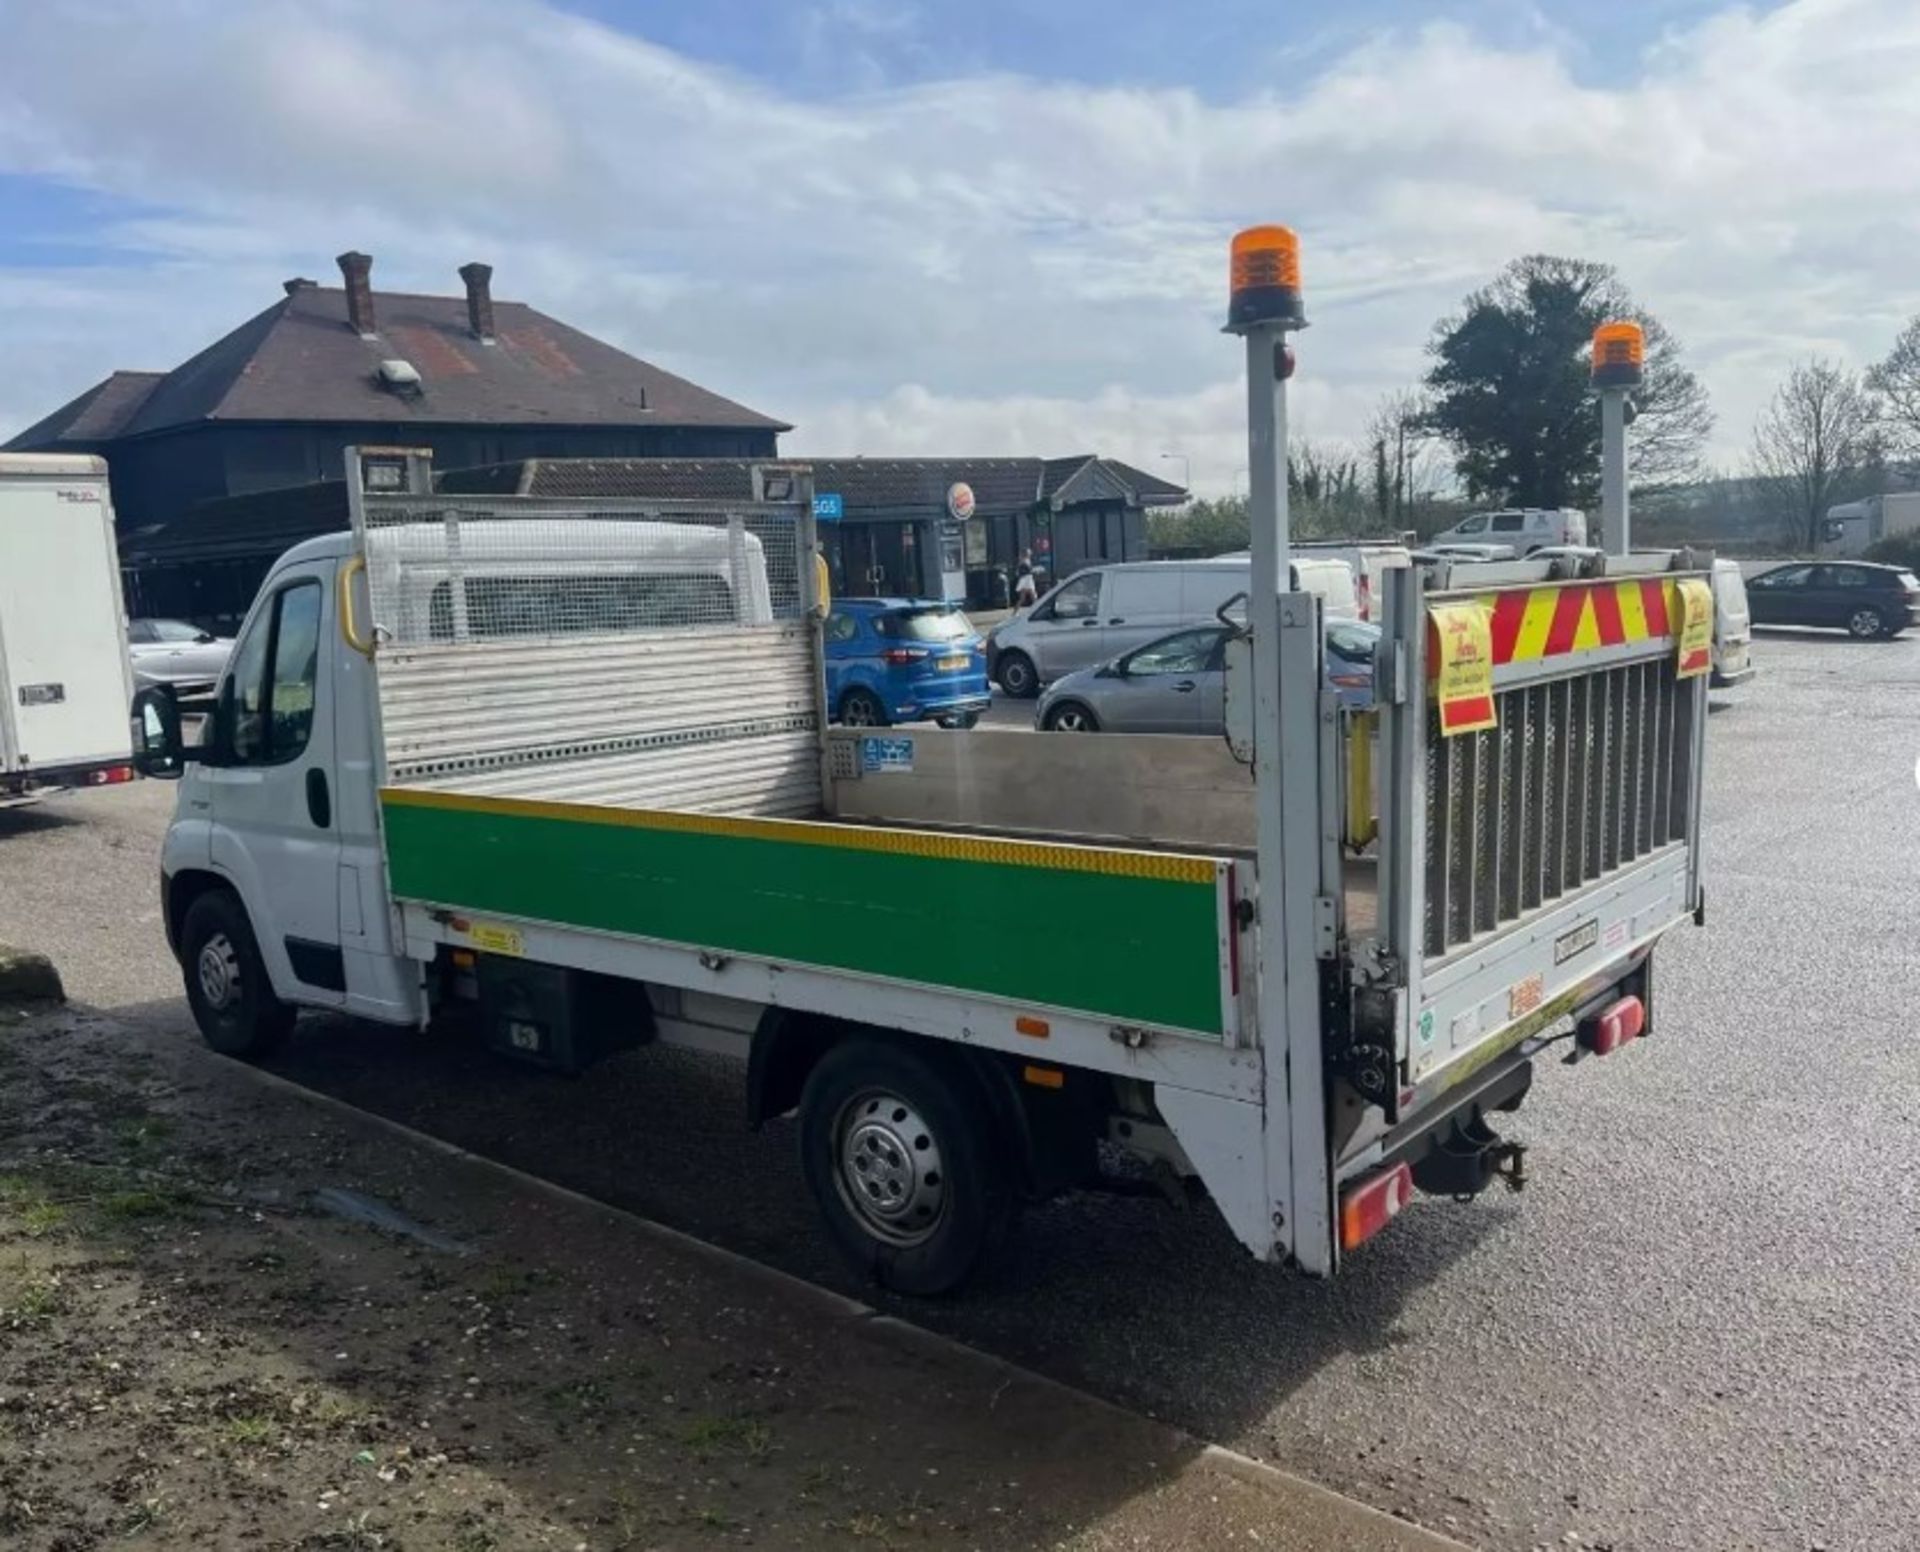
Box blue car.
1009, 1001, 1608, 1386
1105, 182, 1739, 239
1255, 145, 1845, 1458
824, 599, 991, 729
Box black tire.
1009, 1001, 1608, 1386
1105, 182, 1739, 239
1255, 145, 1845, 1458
839, 688, 888, 728
180, 890, 296, 1058
935, 711, 980, 730
1845, 606, 1884, 640
1043, 701, 1099, 732
798, 1037, 1015, 1296
996, 651, 1038, 699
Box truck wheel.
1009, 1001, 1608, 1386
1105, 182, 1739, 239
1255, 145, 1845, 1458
799, 1038, 1015, 1296
180, 890, 295, 1059
996, 651, 1038, 699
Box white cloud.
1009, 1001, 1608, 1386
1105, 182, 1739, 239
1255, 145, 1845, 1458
1, 0, 1917, 491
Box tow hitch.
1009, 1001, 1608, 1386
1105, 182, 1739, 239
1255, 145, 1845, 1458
1411, 1113, 1529, 1201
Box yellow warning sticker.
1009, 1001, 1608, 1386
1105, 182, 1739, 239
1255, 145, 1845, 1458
466, 921, 525, 957
1674, 577, 1713, 678
1430, 601, 1497, 736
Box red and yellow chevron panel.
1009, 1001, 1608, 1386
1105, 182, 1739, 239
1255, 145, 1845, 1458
1482, 578, 1676, 665
1427, 579, 1691, 672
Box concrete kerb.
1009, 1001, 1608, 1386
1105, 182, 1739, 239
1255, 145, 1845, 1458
0, 943, 64, 1005
230, 1056, 1474, 1552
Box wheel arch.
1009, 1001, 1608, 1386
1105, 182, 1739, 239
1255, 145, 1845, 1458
747, 1011, 1094, 1199
164, 868, 238, 961
1044, 698, 1099, 731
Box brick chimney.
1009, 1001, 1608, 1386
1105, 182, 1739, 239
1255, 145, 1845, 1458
458, 262, 495, 343
336, 251, 376, 337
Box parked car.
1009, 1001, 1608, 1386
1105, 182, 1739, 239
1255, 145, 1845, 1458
1743, 560, 1920, 639
1034, 620, 1380, 733
1432, 507, 1587, 553
127, 617, 233, 700
1709, 558, 1756, 686
987, 556, 1357, 698
824, 598, 990, 728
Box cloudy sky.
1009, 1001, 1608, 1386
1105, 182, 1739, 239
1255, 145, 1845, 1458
1, 0, 1915, 492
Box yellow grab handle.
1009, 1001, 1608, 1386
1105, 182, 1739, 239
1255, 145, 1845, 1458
338, 554, 375, 657
1345, 709, 1378, 851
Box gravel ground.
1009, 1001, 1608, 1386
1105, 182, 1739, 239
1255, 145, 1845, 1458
3, 625, 1916, 1551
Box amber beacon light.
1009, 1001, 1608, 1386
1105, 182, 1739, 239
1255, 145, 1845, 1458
1227, 225, 1306, 332
1591, 320, 1645, 390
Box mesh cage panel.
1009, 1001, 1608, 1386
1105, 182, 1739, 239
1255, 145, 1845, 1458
357, 499, 805, 646
353, 490, 820, 817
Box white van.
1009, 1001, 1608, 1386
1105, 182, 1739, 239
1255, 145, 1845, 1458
1433, 508, 1587, 554
1709, 557, 1755, 687
986, 556, 1357, 697
1295, 541, 1412, 622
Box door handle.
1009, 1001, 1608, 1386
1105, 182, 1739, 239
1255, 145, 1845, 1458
1174, 680, 1196, 692
305, 767, 332, 830
1081, 618, 1100, 626
1107, 617, 1126, 624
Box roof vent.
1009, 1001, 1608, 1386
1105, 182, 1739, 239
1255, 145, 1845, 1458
283, 277, 317, 296
376, 359, 423, 398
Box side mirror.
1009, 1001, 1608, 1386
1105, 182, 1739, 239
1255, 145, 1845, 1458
194, 631, 217, 645
129, 686, 187, 780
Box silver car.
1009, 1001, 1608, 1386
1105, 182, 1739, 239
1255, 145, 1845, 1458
127, 618, 233, 700
1035, 621, 1379, 733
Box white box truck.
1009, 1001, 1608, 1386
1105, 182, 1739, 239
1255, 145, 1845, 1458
0, 453, 137, 807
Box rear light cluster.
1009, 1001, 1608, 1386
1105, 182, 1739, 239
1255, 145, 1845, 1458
1577, 994, 1645, 1057
882, 647, 928, 665
1339, 1161, 1413, 1252
84, 765, 136, 786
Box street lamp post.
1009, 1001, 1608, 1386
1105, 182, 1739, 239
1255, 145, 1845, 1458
1159, 451, 1191, 493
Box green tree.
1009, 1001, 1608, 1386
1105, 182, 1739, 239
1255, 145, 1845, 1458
1425, 255, 1713, 511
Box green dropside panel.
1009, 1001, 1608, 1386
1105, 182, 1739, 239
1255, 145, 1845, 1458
381, 798, 1227, 1037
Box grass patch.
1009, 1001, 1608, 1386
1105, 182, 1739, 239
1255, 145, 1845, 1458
681, 1413, 772, 1459
221, 1415, 276, 1448
475, 1264, 553, 1302
450, 1516, 499, 1552
0, 1265, 62, 1329
96, 1187, 193, 1223
544, 1377, 614, 1422
111, 1116, 175, 1158
20, 1197, 68, 1236
116, 1497, 167, 1538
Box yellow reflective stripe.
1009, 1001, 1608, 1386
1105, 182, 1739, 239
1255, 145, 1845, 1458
380, 787, 1219, 884
1512, 588, 1558, 662
1616, 579, 1650, 641
1569, 590, 1603, 652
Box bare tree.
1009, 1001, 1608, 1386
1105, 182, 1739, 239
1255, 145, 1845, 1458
1747, 359, 1882, 550
1366, 389, 1441, 530
1867, 315, 1920, 456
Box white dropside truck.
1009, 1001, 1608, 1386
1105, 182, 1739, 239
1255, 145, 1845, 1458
0, 453, 137, 808
135, 257, 1712, 1294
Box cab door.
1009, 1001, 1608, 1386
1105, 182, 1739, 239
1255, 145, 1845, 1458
196, 563, 345, 1006
1026, 571, 1109, 680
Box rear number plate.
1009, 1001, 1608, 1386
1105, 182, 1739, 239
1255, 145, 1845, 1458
1555, 918, 1600, 964
937, 655, 968, 671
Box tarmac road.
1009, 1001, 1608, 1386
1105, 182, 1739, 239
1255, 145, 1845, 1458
4, 624, 1917, 1551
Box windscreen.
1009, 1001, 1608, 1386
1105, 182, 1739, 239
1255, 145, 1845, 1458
880, 608, 974, 644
